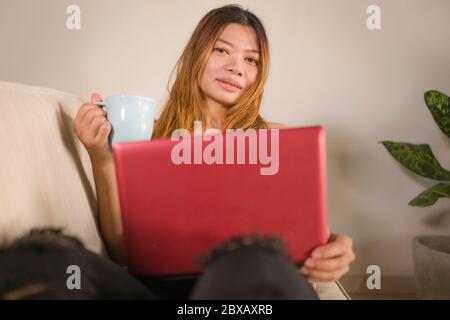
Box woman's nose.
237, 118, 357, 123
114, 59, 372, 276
226, 56, 243, 76
227, 67, 242, 76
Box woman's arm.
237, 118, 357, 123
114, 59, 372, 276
72, 93, 127, 265
92, 161, 127, 265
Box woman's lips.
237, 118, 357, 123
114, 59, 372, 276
217, 79, 242, 91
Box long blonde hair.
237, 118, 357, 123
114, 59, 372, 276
152, 4, 270, 139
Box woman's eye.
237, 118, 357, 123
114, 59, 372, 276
246, 57, 259, 66
214, 47, 228, 54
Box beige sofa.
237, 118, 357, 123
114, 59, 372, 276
0, 80, 350, 300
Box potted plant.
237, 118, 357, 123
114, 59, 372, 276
381, 90, 450, 299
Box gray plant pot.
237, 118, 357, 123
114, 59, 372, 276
412, 235, 450, 299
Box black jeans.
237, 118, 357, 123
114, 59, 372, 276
0, 229, 318, 300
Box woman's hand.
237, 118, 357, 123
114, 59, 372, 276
300, 232, 355, 282
72, 93, 113, 167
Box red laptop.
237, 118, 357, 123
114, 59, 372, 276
112, 126, 328, 277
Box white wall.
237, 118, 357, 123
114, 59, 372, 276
2, 0, 450, 294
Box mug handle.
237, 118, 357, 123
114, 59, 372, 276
93, 102, 108, 114
92, 102, 112, 144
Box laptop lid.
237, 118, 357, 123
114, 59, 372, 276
112, 126, 328, 276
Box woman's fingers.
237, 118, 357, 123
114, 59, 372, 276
75, 103, 97, 129
89, 116, 108, 140
85, 108, 107, 127
94, 121, 112, 144
301, 265, 350, 282
76, 92, 104, 130
311, 234, 353, 259
76, 108, 107, 141
304, 251, 356, 272
299, 233, 355, 282
72, 92, 113, 166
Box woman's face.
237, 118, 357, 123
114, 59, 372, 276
199, 23, 260, 107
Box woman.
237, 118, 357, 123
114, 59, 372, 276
73, 4, 355, 292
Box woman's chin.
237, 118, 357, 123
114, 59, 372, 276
212, 94, 239, 107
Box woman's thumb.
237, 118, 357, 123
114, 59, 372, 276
91, 92, 103, 103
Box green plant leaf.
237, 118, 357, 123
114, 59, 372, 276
381, 141, 450, 180
424, 90, 450, 138
409, 183, 450, 207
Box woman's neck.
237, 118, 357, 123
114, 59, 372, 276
204, 97, 227, 131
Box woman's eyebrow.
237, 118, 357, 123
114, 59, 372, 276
217, 38, 260, 54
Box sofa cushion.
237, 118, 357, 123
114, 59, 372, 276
0, 81, 106, 255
